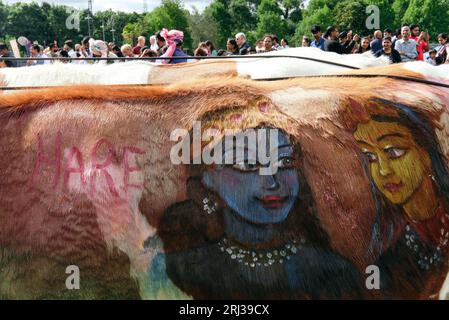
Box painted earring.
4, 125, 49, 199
429, 174, 436, 182
202, 197, 218, 214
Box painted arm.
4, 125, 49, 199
142, 235, 192, 300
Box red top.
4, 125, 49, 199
410, 36, 427, 61
410, 205, 449, 249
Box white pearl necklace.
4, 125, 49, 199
217, 237, 305, 268
404, 213, 449, 270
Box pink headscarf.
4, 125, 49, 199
160, 28, 184, 64
89, 39, 108, 58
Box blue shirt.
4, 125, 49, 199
311, 37, 325, 50
170, 48, 188, 64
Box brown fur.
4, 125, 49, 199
1, 73, 448, 298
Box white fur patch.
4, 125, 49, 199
236, 47, 389, 79
403, 61, 449, 81
1, 61, 154, 87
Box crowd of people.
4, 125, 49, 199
1, 22, 448, 68
305, 24, 449, 65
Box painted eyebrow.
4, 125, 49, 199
377, 133, 404, 142
277, 143, 293, 149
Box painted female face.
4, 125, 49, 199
354, 120, 431, 205
202, 129, 300, 224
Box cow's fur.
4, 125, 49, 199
1, 63, 449, 299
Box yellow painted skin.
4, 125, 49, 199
354, 120, 438, 221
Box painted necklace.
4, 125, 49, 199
217, 236, 306, 268
404, 210, 449, 270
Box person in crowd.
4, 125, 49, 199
370, 30, 383, 54
63, 40, 77, 58
310, 25, 325, 50
44, 43, 59, 59
112, 45, 124, 58
89, 39, 114, 64
392, 28, 402, 47
374, 36, 402, 63
140, 48, 158, 62
301, 36, 311, 47
384, 28, 393, 39
59, 50, 69, 64
394, 26, 418, 62
0, 43, 17, 67
155, 31, 166, 56
235, 32, 251, 55
280, 38, 289, 49
255, 39, 264, 53
121, 44, 134, 58
248, 47, 257, 54
149, 35, 159, 52
338, 31, 349, 45
226, 38, 239, 55
194, 47, 208, 57
74, 44, 83, 57
159, 29, 187, 64
272, 35, 281, 50
324, 26, 358, 54
260, 35, 276, 53
426, 49, 437, 66
356, 36, 371, 54
206, 40, 218, 56
409, 24, 429, 61
435, 33, 449, 65
27, 44, 49, 66
133, 36, 146, 56
80, 36, 91, 57
196, 42, 210, 55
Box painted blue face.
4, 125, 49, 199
202, 129, 300, 224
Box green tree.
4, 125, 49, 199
392, 0, 410, 27
140, 0, 192, 49
122, 22, 141, 44
204, 0, 234, 47
187, 7, 220, 47
334, 0, 367, 35
293, 4, 333, 44
94, 10, 140, 44
364, 0, 395, 31
45, 4, 79, 43
402, 0, 449, 39
6, 2, 49, 43
256, 0, 288, 39
0, 1, 8, 40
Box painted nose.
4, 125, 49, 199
378, 156, 392, 177
265, 174, 280, 190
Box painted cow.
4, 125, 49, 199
0, 48, 388, 89
0, 62, 449, 299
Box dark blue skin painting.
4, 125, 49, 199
150, 128, 367, 299
202, 129, 300, 243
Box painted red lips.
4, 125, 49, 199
383, 182, 403, 193
260, 196, 287, 209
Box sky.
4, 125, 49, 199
4, 0, 213, 13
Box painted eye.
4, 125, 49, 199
232, 162, 259, 172
363, 151, 378, 163
276, 157, 295, 169
385, 147, 406, 159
